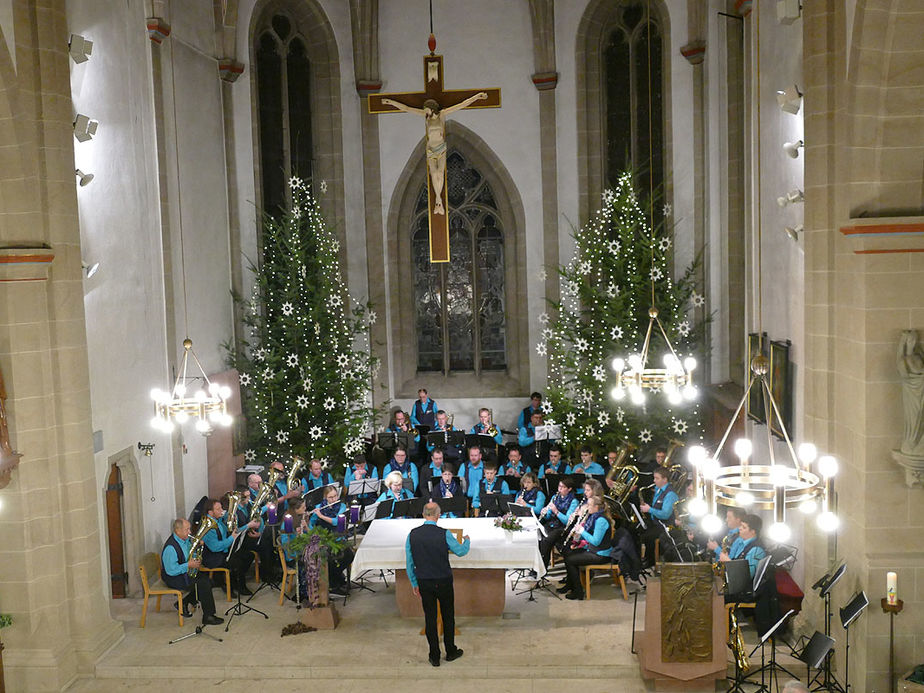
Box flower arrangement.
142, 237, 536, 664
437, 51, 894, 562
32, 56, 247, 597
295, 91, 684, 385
0, 614, 11, 629
494, 513, 524, 531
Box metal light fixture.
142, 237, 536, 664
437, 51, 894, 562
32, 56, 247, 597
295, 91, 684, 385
777, 189, 804, 207
68, 34, 93, 63
75, 169, 94, 186
610, 307, 697, 406
150, 339, 233, 435
81, 260, 100, 278
776, 85, 802, 114
783, 139, 804, 159
73, 114, 98, 142
784, 224, 803, 242
137, 442, 155, 457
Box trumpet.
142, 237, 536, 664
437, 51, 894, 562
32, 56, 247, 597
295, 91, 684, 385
226, 491, 242, 534
187, 514, 219, 577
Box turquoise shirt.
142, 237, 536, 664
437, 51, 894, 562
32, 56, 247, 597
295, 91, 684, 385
404, 520, 471, 588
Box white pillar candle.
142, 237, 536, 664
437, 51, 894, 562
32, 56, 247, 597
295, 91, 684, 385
887, 571, 898, 605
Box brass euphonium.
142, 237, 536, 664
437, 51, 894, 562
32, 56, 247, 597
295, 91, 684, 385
187, 514, 219, 577
486, 424, 498, 438
287, 455, 306, 492
226, 491, 242, 534
249, 468, 282, 522
604, 441, 638, 482
662, 438, 689, 495
662, 438, 686, 466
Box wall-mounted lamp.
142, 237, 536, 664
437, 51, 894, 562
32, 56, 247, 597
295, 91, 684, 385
75, 169, 94, 187
784, 224, 803, 241
137, 442, 155, 457
73, 114, 98, 143
783, 139, 804, 159
776, 85, 802, 114
777, 189, 805, 207
777, 0, 802, 24
68, 34, 93, 63
81, 261, 100, 278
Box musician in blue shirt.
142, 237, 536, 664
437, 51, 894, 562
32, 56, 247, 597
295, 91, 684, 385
427, 410, 462, 463
560, 496, 615, 600
420, 448, 448, 494
718, 514, 767, 577
388, 410, 420, 458
160, 517, 222, 625
200, 497, 256, 597
472, 464, 511, 515
410, 389, 438, 429
537, 444, 569, 478
457, 446, 487, 500
470, 408, 503, 446
308, 485, 354, 593
537, 477, 579, 567
639, 468, 679, 567
429, 463, 464, 517
504, 445, 530, 478
708, 507, 745, 560
375, 471, 415, 518
517, 392, 543, 429
344, 454, 379, 503
514, 472, 546, 514
383, 447, 419, 493
302, 458, 335, 493
519, 411, 555, 469
572, 446, 605, 476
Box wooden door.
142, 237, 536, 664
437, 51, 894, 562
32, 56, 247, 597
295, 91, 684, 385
105, 464, 127, 598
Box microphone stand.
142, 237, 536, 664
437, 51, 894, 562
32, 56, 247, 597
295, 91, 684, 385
169, 578, 223, 644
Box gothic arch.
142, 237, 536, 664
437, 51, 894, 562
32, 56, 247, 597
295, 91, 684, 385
386, 122, 529, 398
248, 0, 346, 237
575, 0, 673, 224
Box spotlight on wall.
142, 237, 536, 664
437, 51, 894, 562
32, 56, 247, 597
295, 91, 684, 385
73, 114, 99, 142
776, 0, 802, 24
776, 85, 803, 114
81, 261, 100, 278
784, 224, 803, 242
137, 442, 155, 457
783, 139, 804, 158
75, 169, 94, 187
777, 189, 805, 207
68, 34, 93, 63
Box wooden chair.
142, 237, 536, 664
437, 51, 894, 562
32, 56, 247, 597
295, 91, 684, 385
278, 545, 296, 606
580, 560, 629, 600
138, 555, 184, 628
250, 551, 261, 583
199, 565, 232, 602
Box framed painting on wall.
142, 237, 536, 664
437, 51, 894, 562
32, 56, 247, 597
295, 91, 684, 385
769, 340, 792, 439
746, 332, 768, 424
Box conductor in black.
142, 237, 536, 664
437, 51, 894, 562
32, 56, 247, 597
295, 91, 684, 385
405, 501, 471, 666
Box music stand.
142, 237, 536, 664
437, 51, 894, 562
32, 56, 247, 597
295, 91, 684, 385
799, 630, 836, 689
246, 518, 282, 603
168, 570, 225, 644
222, 531, 269, 629
770, 543, 798, 571
392, 498, 415, 518
376, 431, 400, 451
746, 609, 796, 692
348, 477, 381, 502
500, 474, 521, 492
839, 591, 868, 692
507, 502, 533, 519
434, 494, 466, 518
428, 475, 462, 494
809, 561, 848, 693
400, 477, 416, 494
477, 493, 508, 518
541, 473, 562, 499
303, 485, 326, 508
373, 498, 395, 519
534, 424, 561, 440
725, 559, 752, 597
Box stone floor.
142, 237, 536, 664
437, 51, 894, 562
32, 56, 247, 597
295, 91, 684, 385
64, 567, 804, 693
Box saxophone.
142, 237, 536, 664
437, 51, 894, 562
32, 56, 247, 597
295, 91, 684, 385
187, 514, 219, 577
226, 491, 242, 534
728, 606, 750, 671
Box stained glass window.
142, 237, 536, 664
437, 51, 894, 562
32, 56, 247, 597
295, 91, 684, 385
413, 150, 507, 373
605, 2, 664, 224
255, 14, 313, 216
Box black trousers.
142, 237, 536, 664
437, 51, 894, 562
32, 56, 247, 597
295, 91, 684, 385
539, 527, 565, 567
183, 571, 217, 617
329, 546, 355, 589
418, 577, 456, 659
640, 523, 667, 565
564, 549, 606, 594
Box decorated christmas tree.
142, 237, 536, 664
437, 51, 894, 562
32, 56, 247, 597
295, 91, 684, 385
228, 178, 376, 469
537, 171, 706, 452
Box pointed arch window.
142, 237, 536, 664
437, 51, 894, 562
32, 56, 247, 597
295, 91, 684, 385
604, 2, 664, 222
412, 150, 507, 374
255, 12, 313, 215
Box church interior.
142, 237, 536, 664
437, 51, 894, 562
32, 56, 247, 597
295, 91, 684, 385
0, 0, 923, 691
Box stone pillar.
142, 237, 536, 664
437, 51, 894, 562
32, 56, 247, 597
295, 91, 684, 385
0, 3, 122, 691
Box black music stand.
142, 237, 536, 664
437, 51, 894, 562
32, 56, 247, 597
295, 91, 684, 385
223, 530, 269, 630
246, 519, 282, 603
839, 591, 868, 692
507, 502, 534, 519
511, 507, 559, 602
812, 562, 848, 693
377, 431, 410, 451
500, 474, 521, 492
746, 609, 797, 692
401, 477, 416, 494
303, 485, 327, 508
800, 630, 836, 690
477, 492, 510, 518
348, 477, 381, 504
427, 475, 462, 495
168, 575, 224, 645
374, 498, 395, 519
433, 494, 466, 518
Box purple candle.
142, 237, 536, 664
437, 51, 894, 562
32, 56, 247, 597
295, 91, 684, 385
267, 503, 277, 524
283, 513, 294, 533
350, 504, 360, 524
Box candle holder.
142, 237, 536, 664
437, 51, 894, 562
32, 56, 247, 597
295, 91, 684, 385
880, 598, 904, 693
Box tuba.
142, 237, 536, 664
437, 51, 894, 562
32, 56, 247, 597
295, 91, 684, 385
226, 491, 242, 534
187, 514, 219, 577
287, 455, 307, 492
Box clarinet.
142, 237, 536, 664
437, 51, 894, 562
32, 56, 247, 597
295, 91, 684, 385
539, 493, 560, 523
557, 500, 590, 551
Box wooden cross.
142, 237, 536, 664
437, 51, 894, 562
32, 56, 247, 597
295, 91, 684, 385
369, 53, 500, 263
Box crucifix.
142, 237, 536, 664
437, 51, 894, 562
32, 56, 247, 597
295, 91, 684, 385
369, 36, 500, 263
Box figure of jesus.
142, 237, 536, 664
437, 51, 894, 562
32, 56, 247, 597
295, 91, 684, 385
380, 91, 488, 215
897, 330, 924, 459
